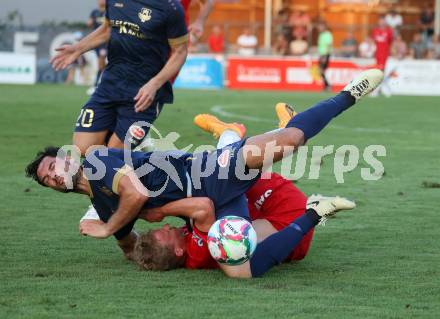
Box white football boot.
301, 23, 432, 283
343, 69, 384, 101
307, 196, 356, 224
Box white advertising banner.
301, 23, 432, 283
0, 52, 36, 84
385, 59, 440, 96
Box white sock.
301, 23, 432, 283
80, 205, 101, 222
217, 130, 241, 148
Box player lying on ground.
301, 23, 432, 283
132, 114, 355, 275
79, 111, 354, 268
77, 105, 299, 260
25, 69, 384, 275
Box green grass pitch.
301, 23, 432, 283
0, 84, 439, 318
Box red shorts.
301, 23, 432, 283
246, 173, 314, 261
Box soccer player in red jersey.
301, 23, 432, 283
181, 171, 317, 270
133, 106, 355, 275
372, 16, 393, 70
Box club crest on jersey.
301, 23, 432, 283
217, 149, 231, 168
138, 8, 152, 23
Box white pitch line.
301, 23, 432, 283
211, 105, 274, 123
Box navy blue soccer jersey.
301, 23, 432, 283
93, 0, 188, 105
82, 147, 193, 238
82, 141, 260, 238
90, 9, 106, 30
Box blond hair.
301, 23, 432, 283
134, 231, 185, 271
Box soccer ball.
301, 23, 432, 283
207, 216, 257, 265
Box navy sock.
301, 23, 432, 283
250, 210, 320, 278
286, 91, 355, 140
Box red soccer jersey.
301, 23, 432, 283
372, 27, 393, 69
180, 0, 192, 25
183, 173, 313, 269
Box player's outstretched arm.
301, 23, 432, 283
188, 0, 214, 40
134, 42, 188, 112
80, 171, 149, 239
140, 197, 215, 232
51, 21, 111, 71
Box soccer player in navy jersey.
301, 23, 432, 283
87, 0, 108, 92
51, 0, 189, 155
26, 69, 383, 277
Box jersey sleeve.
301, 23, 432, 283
101, 156, 133, 195
84, 149, 133, 195
184, 226, 218, 269
166, 0, 188, 47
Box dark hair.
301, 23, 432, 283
25, 146, 61, 186
134, 231, 185, 271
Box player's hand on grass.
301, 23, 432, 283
50, 44, 81, 71
134, 81, 159, 112
79, 220, 111, 239
79, 219, 104, 232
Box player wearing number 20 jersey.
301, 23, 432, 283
75, 0, 188, 145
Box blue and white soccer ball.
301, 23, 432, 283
207, 216, 257, 265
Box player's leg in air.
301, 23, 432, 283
194, 103, 357, 261
134, 104, 356, 276
240, 69, 384, 170
188, 69, 383, 277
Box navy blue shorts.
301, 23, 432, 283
190, 140, 261, 221
74, 99, 163, 142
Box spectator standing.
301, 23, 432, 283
427, 34, 440, 59
372, 16, 393, 69
358, 36, 376, 59
340, 31, 358, 58
274, 5, 292, 41
273, 33, 289, 56
208, 25, 225, 54
390, 34, 408, 59
385, 8, 403, 33
237, 28, 258, 56
409, 32, 427, 59
419, 5, 435, 39
289, 10, 311, 42
317, 22, 333, 91
64, 32, 88, 85
289, 37, 308, 56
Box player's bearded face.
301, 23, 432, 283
54, 155, 81, 192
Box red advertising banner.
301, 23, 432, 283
227, 56, 376, 91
